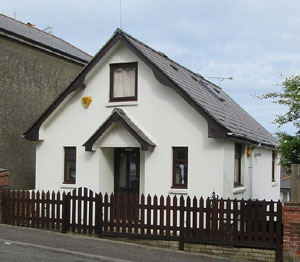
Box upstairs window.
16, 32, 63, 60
234, 143, 242, 187
110, 62, 137, 102
64, 147, 76, 184
172, 147, 188, 189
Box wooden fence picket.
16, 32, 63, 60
192, 197, 197, 238
146, 194, 151, 235
173, 196, 177, 236
83, 187, 88, 234
159, 195, 164, 236
166, 195, 170, 237
56, 191, 61, 230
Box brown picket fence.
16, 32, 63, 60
1, 187, 283, 261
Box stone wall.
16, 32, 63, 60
184, 243, 275, 261
112, 238, 276, 262
283, 203, 300, 261
0, 35, 85, 189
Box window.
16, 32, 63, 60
110, 62, 137, 102
234, 143, 242, 187
172, 147, 188, 188
64, 147, 76, 184
272, 151, 276, 182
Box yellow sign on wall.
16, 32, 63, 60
82, 96, 92, 108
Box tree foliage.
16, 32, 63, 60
259, 74, 300, 134
258, 74, 300, 169
276, 132, 300, 169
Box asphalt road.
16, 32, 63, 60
0, 224, 227, 262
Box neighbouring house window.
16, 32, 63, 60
172, 147, 188, 188
110, 62, 137, 102
64, 147, 76, 184
234, 143, 242, 187
272, 151, 276, 182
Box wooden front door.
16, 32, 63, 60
114, 148, 140, 196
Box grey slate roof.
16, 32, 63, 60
0, 13, 91, 63
122, 30, 278, 146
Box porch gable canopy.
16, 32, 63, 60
83, 108, 156, 152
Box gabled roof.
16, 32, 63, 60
83, 108, 156, 151
24, 28, 277, 147
0, 13, 91, 64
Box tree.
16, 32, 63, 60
275, 132, 300, 169
259, 74, 300, 134
258, 74, 300, 169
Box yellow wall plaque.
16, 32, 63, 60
82, 96, 92, 108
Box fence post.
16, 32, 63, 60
95, 193, 103, 238
61, 192, 70, 233
275, 201, 283, 262
291, 164, 300, 203
179, 196, 185, 251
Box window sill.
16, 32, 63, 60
271, 181, 278, 187
106, 101, 138, 107
233, 187, 246, 195
61, 184, 76, 190
169, 189, 188, 195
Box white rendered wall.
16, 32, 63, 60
35, 41, 279, 200
222, 143, 280, 201
222, 142, 250, 200
251, 147, 280, 200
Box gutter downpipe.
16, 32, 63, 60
249, 147, 254, 199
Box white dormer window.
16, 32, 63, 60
110, 62, 137, 102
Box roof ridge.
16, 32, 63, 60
119, 29, 209, 83
0, 13, 92, 58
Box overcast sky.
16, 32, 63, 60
1, 0, 299, 135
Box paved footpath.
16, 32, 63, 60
0, 224, 227, 262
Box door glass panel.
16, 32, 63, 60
115, 148, 139, 195
119, 152, 126, 187
129, 152, 138, 189
175, 164, 188, 185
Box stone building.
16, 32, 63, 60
0, 14, 91, 189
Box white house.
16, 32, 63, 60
24, 29, 280, 200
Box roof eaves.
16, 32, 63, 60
83, 108, 156, 152
0, 13, 92, 63
228, 133, 278, 148
0, 28, 89, 64
23, 31, 123, 141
